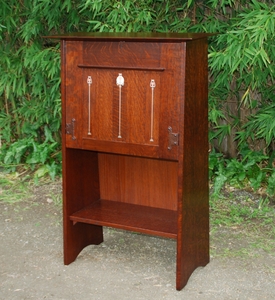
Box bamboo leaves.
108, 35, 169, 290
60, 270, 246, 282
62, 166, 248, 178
1, 0, 275, 184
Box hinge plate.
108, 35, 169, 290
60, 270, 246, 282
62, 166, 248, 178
66, 118, 76, 140
168, 126, 179, 150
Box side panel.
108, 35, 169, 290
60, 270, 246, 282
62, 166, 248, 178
62, 41, 103, 265
64, 41, 83, 148
176, 39, 210, 290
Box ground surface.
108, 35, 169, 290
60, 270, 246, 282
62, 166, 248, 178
1, 180, 275, 300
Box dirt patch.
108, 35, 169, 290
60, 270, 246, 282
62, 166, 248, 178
1, 180, 275, 299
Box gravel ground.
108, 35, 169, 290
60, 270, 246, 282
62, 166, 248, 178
0, 182, 275, 300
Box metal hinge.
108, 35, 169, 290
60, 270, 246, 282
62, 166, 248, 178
168, 126, 179, 150
66, 118, 76, 140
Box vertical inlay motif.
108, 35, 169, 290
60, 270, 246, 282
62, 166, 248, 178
87, 76, 92, 135
150, 79, 156, 142
116, 73, 124, 138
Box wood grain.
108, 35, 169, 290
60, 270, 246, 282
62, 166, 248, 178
70, 199, 177, 239
98, 154, 178, 210
56, 33, 211, 290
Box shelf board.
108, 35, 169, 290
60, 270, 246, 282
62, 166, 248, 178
70, 199, 177, 239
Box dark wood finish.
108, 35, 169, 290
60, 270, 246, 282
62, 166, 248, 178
70, 199, 177, 239
98, 154, 178, 210
83, 41, 162, 68
78, 64, 165, 71
176, 38, 210, 290
46, 31, 213, 41
53, 32, 211, 290
62, 149, 103, 265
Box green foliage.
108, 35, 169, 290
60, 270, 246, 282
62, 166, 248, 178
237, 103, 275, 147
192, 0, 275, 194
209, 145, 275, 196
1, 0, 275, 190
1, 135, 61, 180
205, 1, 275, 154
79, 0, 193, 33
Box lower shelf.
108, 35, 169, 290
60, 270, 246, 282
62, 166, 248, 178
70, 199, 177, 239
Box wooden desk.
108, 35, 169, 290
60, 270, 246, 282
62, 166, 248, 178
48, 32, 211, 290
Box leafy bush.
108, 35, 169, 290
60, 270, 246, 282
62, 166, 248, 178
209, 145, 275, 196
208, 1, 275, 155
1, 0, 275, 192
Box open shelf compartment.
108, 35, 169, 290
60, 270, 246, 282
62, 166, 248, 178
70, 199, 177, 239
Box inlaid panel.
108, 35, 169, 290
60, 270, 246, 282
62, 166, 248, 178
81, 69, 161, 146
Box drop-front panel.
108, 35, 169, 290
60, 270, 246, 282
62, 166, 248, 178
64, 40, 182, 160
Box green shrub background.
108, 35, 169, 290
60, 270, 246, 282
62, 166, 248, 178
1, 0, 275, 193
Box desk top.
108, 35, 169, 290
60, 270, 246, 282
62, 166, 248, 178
45, 32, 214, 42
